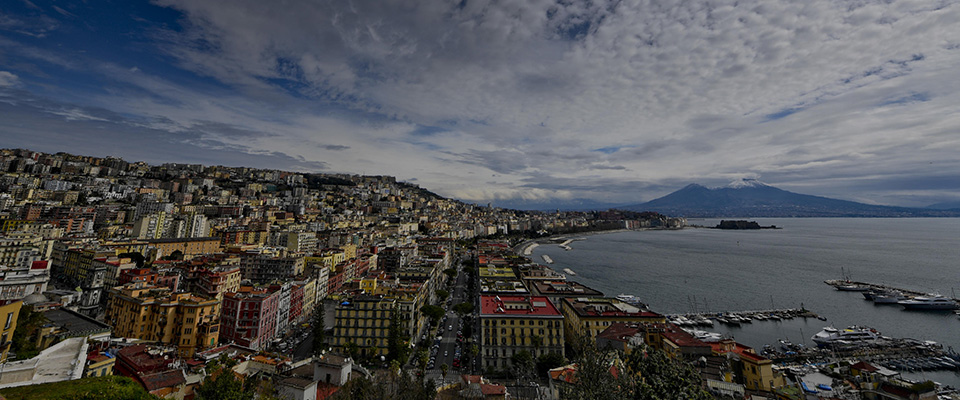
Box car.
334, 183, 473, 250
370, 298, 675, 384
444, 351, 449, 357
448, 325, 453, 331
453, 360, 459, 367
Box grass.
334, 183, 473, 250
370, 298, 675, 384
0, 375, 158, 400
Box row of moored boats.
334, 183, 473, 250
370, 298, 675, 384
837, 284, 960, 310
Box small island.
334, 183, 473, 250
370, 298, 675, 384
714, 220, 779, 230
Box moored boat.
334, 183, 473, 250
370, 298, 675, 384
811, 326, 881, 347
898, 295, 959, 311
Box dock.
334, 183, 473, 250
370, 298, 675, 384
824, 279, 960, 302
667, 308, 821, 327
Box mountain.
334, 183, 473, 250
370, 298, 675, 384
925, 200, 960, 210
621, 179, 960, 217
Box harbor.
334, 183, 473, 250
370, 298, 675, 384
825, 279, 960, 310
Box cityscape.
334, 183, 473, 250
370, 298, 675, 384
2, 1, 960, 399
0, 148, 956, 400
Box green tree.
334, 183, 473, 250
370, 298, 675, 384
11, 305, 48, 359
387, 308, 410, 364
451, 302, 474, 317
440, 363, 449, 382
435, 289, 450, 302
195, 365, 252, 400
312, 300, 326, 356
536, 352, 566, 379
420, 305, 444, 325
511, 350, 536, 381
624, 346, 712, 400
443, 268, 457, 280
560, 334, 633, 400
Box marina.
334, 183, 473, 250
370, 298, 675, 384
666, 308, 819, 327
825, 279, 960, 310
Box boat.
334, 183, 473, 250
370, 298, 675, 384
836, 283, 870, 292
562, 268, 577, 276
541, 255, 554, 264
811, 326, 881, 347
872, 291, 908, 304
616, 294, 647, 308
862, 290, 879, 301
898, 295, 960, 311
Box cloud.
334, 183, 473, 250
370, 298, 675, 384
0, 71, 19, 87
2, 0, 960, 207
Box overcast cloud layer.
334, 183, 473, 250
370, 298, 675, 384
2, 0, 960, 207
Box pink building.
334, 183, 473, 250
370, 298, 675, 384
219, 287, 280, 350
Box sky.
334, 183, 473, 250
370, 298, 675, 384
2, 0, 960, 209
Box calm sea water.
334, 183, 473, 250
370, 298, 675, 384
532, 218, 960, 387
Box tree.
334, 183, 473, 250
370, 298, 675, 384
387, 308, 410, 364
312, 300, 326, 356
443, 268, 457, 280
536, 352, 566, 379
11, 305, 48, 359
440, 363, 449, 382
420, 305, 445, 325
624, 346, 712, 400
560, 334, 633, 400
452, 302, 474, 317
195, 365, 252, 400
511, 350, 536, 381
435, 289, 450, 302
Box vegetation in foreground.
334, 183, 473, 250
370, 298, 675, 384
0, 376, 157, 400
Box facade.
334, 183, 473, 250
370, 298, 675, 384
0, 260, 50, 301
240, 253, 305, 283
0, 300, 22, 361
710, 339, 786, 392
331, 295, 396, 357
105, 282, 220, 357
480, 295, 565, 370
144, 237, 221, 259
219, 287, 280, 350
560, 297, 665, 341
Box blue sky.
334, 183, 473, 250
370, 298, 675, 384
2, 0, 960, 208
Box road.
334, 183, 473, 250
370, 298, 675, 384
425, 256, 476, 382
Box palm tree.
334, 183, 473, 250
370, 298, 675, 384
440, 363, 449, 383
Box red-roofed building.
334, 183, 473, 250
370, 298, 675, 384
709, 339, 785, 392
560, 297, 665, 341
480, 295, 564, 370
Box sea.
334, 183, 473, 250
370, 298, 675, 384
530, 218, 960, 387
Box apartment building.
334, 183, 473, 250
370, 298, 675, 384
480, 295, 565, 370
560, 297, 665, 341
331, 295, 396, 357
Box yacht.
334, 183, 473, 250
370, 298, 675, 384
898, 295, 959, 311
812, 326, 881, 347
872, 291, 908, 304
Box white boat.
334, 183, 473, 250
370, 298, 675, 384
562, 268, 576, 276
541, 255, 554, 264
812, 326, 881, 347
872, 291, 908, 304
616, 294, 647, 308
898, 295, 960, 311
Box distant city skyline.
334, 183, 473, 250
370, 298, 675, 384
2, 1, 960, 208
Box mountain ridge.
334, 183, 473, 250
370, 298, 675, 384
620, 179, 960, 217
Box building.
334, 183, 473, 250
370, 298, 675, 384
0, 260, 50, 301
143, 237, 221, 259
219, 287, 280, 350
480, 295, 565, 370
709, 339, 786, 393
528, 280, 603, 308
106, 283, 220, 357
560, 297, 664, 341
331, 295, 396, 357
0, 300, 22, 361
239, 253, 304, 283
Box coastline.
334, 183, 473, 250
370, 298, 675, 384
514, 227, 681, 256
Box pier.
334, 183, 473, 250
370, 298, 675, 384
824, 279, 960, 302
666, 308, 821, 327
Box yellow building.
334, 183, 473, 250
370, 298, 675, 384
480, 295, 565, 370
106, 283, 219, 357
560, 297, 665, 341
0, 300, 22, 361
710, 339, 785, 392
331, 295, 396, 357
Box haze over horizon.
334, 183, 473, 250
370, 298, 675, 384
2, 1, 960, 208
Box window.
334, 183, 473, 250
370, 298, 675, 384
4, 313, 12, 330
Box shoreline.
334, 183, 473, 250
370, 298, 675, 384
514, 227, 682, 256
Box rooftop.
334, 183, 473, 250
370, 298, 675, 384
530, 280, 603, 297
562, 297, 662, 318
480, 295, 562, 317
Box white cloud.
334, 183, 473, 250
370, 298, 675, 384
0, 71, 19, 87
5, 0, 960, 206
